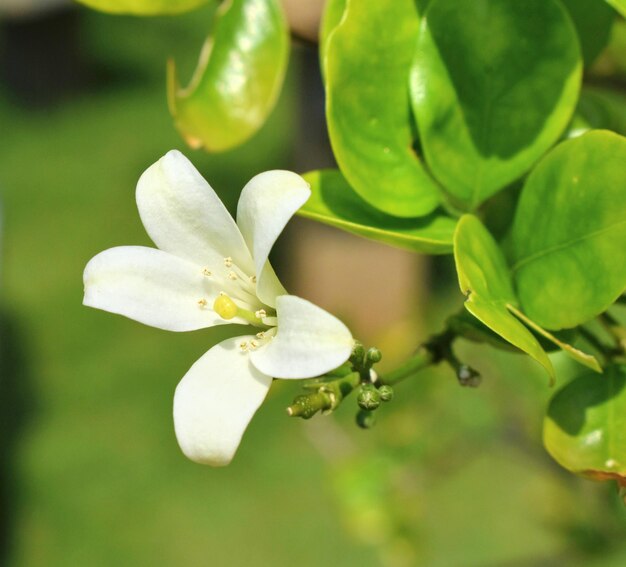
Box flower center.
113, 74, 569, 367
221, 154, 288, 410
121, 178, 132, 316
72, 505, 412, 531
197, 257, 276, 327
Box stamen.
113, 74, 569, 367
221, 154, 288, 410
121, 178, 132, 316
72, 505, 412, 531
249, 340, 259, 350
249, 276, 257, 284
224, 257, 233, 268
256, 332, 266, 340
197, 298, 208, 308
239, 341, 248, 352
228, 271, 238, 280
202, 268, 212, 277
255, 309, 267, 319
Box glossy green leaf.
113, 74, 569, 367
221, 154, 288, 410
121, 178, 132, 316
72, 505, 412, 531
325, 0, 440, 218
299, 170, 456, 255
508, 305, 601, 373
454, 215, 555, 382
320, 0, 346, 62
411, 0, 582, 209
76, 0, 208, 15
561, 0, 614, 66
511, 130, 626, 330
606, 0, 626, 17
448, 309, 581, 354
168, 0, 289, 152
544, 365, 626, 489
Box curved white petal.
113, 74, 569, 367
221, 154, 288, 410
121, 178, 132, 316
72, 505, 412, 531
173, 335, 272, 466
256, 262, 287, 308
83, 246, 232, 331
236, 171, 310, 305
250, 295, 354, 379
137, 150, 253, 273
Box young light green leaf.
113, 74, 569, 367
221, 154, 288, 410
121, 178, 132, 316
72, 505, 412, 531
411, 0, 582, 210
320, 0, 347, 62
168, 0, 289, 152
606, 0, 626, 17
544, 366, 626, 488
508, 305, 601, 373
448, 309, 581, 355
561, 0, 614, 66
454, 215, 555, 382
76, 0, 209, 15
511, 130, 626, 330
299, 170, 456, 255
325, 0, 440, 218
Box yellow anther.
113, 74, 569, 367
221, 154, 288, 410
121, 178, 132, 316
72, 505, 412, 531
202, 268, 212, 277
256, 332, 265, 340
255, 309, 267, 319
228, 271, 238, 280
249, 276, 257, 284
239, 341, 248, 352
213, 294, 238, 320
249, 340, 259, 350
197, 298, 208, 308
224, 257, 233, 268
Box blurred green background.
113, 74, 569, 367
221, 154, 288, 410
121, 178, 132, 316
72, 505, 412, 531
1, 4, 625, 566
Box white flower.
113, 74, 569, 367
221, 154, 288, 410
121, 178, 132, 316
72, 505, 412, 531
83, 150, 354, 466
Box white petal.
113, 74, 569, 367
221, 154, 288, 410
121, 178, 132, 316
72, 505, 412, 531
83, 246, 234, 331
256, 262, 287, 308
236, 171, 310, 305
250, 295, 354, 379
137, 150, 254, 273
173, 336, 272, 466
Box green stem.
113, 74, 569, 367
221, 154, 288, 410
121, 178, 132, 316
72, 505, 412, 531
378, 346, 438, 386
286, 371, 360, 418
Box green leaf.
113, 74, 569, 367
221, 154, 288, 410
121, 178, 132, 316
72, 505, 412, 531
325, 0, 440, 218
507, 305, 601, 373
299, 170, 456, 255
411, 0, 582, 209
606, 0, 626, 17
454, 215, 555, 382
561, 0, 614, 66
544, 365, 626, 489
320, 0, 347, 63
168, 0, 289, 152
511, 130, 626, 330
75, 0, 208, 15
448, 309, 584, 355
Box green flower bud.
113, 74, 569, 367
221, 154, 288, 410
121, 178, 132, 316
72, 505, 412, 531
356, 409, 376, 429
378, 385, 394, 402
286, 395, 319, 419
457, 364, 481, 387
366, 347, 382, 364
357, 384, 381, 410
350, 341, 366, 365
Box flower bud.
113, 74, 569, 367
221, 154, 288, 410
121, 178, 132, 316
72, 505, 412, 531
350, 341, 365, 365
457, 364, 481, 387
378, 385, 394, 402
366, 347, 382, 364
356, 409, 376, 429
357, 384, 381, 410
